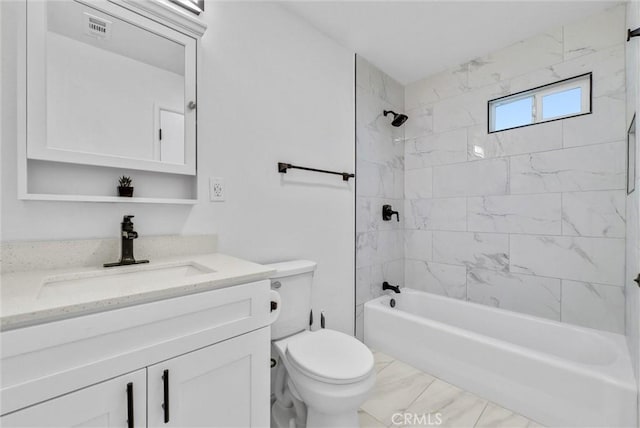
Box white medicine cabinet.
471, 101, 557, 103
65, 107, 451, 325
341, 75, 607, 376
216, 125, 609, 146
17, 0, 207, 203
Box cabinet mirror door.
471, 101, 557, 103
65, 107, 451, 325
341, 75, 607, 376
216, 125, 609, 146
26, 0, 197, 175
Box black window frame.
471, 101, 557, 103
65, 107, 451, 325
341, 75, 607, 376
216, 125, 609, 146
487, 72, 593, 134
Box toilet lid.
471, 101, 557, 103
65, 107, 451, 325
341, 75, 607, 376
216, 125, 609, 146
286, 330, 374, 384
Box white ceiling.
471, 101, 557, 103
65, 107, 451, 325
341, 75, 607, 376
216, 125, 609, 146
280, 1, 617, 84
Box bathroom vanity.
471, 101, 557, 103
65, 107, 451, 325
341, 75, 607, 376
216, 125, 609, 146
0, 253, 275, 427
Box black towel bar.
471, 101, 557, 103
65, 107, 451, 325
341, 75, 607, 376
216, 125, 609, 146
278, 162, 355, 181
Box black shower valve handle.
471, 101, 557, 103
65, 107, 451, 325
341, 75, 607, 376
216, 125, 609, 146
382, 204, 400, 222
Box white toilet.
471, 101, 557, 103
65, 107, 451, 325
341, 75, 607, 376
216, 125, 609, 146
267, 260, 376, 428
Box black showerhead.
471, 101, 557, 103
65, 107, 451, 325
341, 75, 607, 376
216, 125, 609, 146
384, 110, 408, 127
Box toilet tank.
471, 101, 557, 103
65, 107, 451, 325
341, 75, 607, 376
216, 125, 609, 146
266, 260, 317, 340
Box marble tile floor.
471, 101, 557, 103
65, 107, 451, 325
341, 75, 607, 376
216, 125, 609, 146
359, 351, 543, 428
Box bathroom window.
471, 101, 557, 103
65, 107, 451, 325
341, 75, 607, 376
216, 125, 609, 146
488, 73, 591, 133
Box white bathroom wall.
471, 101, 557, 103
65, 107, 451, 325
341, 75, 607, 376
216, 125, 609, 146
355, 56, 404, 340
403, 4, 627, 333
625, 0, 640, 419
199, 2, 355, 334
1, 2, 355, 334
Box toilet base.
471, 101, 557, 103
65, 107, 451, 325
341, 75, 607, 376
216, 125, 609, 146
271, 395, 307, 428
271, 400, 360, 428
271, 400, 298, 428
306, 407, 359, 428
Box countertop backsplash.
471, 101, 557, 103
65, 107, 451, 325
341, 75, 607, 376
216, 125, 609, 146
0, 235, 218, 274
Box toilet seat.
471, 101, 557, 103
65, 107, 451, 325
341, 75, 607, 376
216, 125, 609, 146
285, 330, 374, 385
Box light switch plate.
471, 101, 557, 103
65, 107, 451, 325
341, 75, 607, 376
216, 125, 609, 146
209, 177, 224, 202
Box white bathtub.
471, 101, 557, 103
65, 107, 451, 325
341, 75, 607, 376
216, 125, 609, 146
364, 289, 637, 427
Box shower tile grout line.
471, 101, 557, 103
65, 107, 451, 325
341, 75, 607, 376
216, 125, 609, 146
401, 137, 625, 170
399, 188, 628, 201
401, 227, 626, 240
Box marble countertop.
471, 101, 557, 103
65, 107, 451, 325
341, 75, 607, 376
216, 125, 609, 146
1, 253, 275, 331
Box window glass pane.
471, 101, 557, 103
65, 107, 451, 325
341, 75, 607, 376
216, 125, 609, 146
494, 97, 533, 131
542, 87, 582, 120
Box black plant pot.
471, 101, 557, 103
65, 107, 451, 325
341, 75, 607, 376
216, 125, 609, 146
118, 186, 134, 197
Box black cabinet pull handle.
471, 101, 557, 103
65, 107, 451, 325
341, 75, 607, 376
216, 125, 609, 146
162, 369, 170, 423
634, 273, 640, 287
126, 382, 134, 428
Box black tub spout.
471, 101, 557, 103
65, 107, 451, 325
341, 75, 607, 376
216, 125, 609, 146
382, 281, 401, 293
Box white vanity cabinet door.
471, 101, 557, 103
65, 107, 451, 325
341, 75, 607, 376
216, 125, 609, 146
0, 369, 146, 428
147, 327, 270, 428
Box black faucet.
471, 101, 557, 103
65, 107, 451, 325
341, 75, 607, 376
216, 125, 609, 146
382, 205, 399, 222
382, 281, 401, 293
104, 215, 149, 268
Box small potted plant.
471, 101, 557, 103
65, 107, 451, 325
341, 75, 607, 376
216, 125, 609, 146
118, 176, 134, 197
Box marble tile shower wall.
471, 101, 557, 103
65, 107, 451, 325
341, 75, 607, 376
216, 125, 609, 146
403, 4, 627, 333
355, 56, 405, 340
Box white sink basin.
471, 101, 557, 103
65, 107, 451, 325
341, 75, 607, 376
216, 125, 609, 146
38, 262, 215, 299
